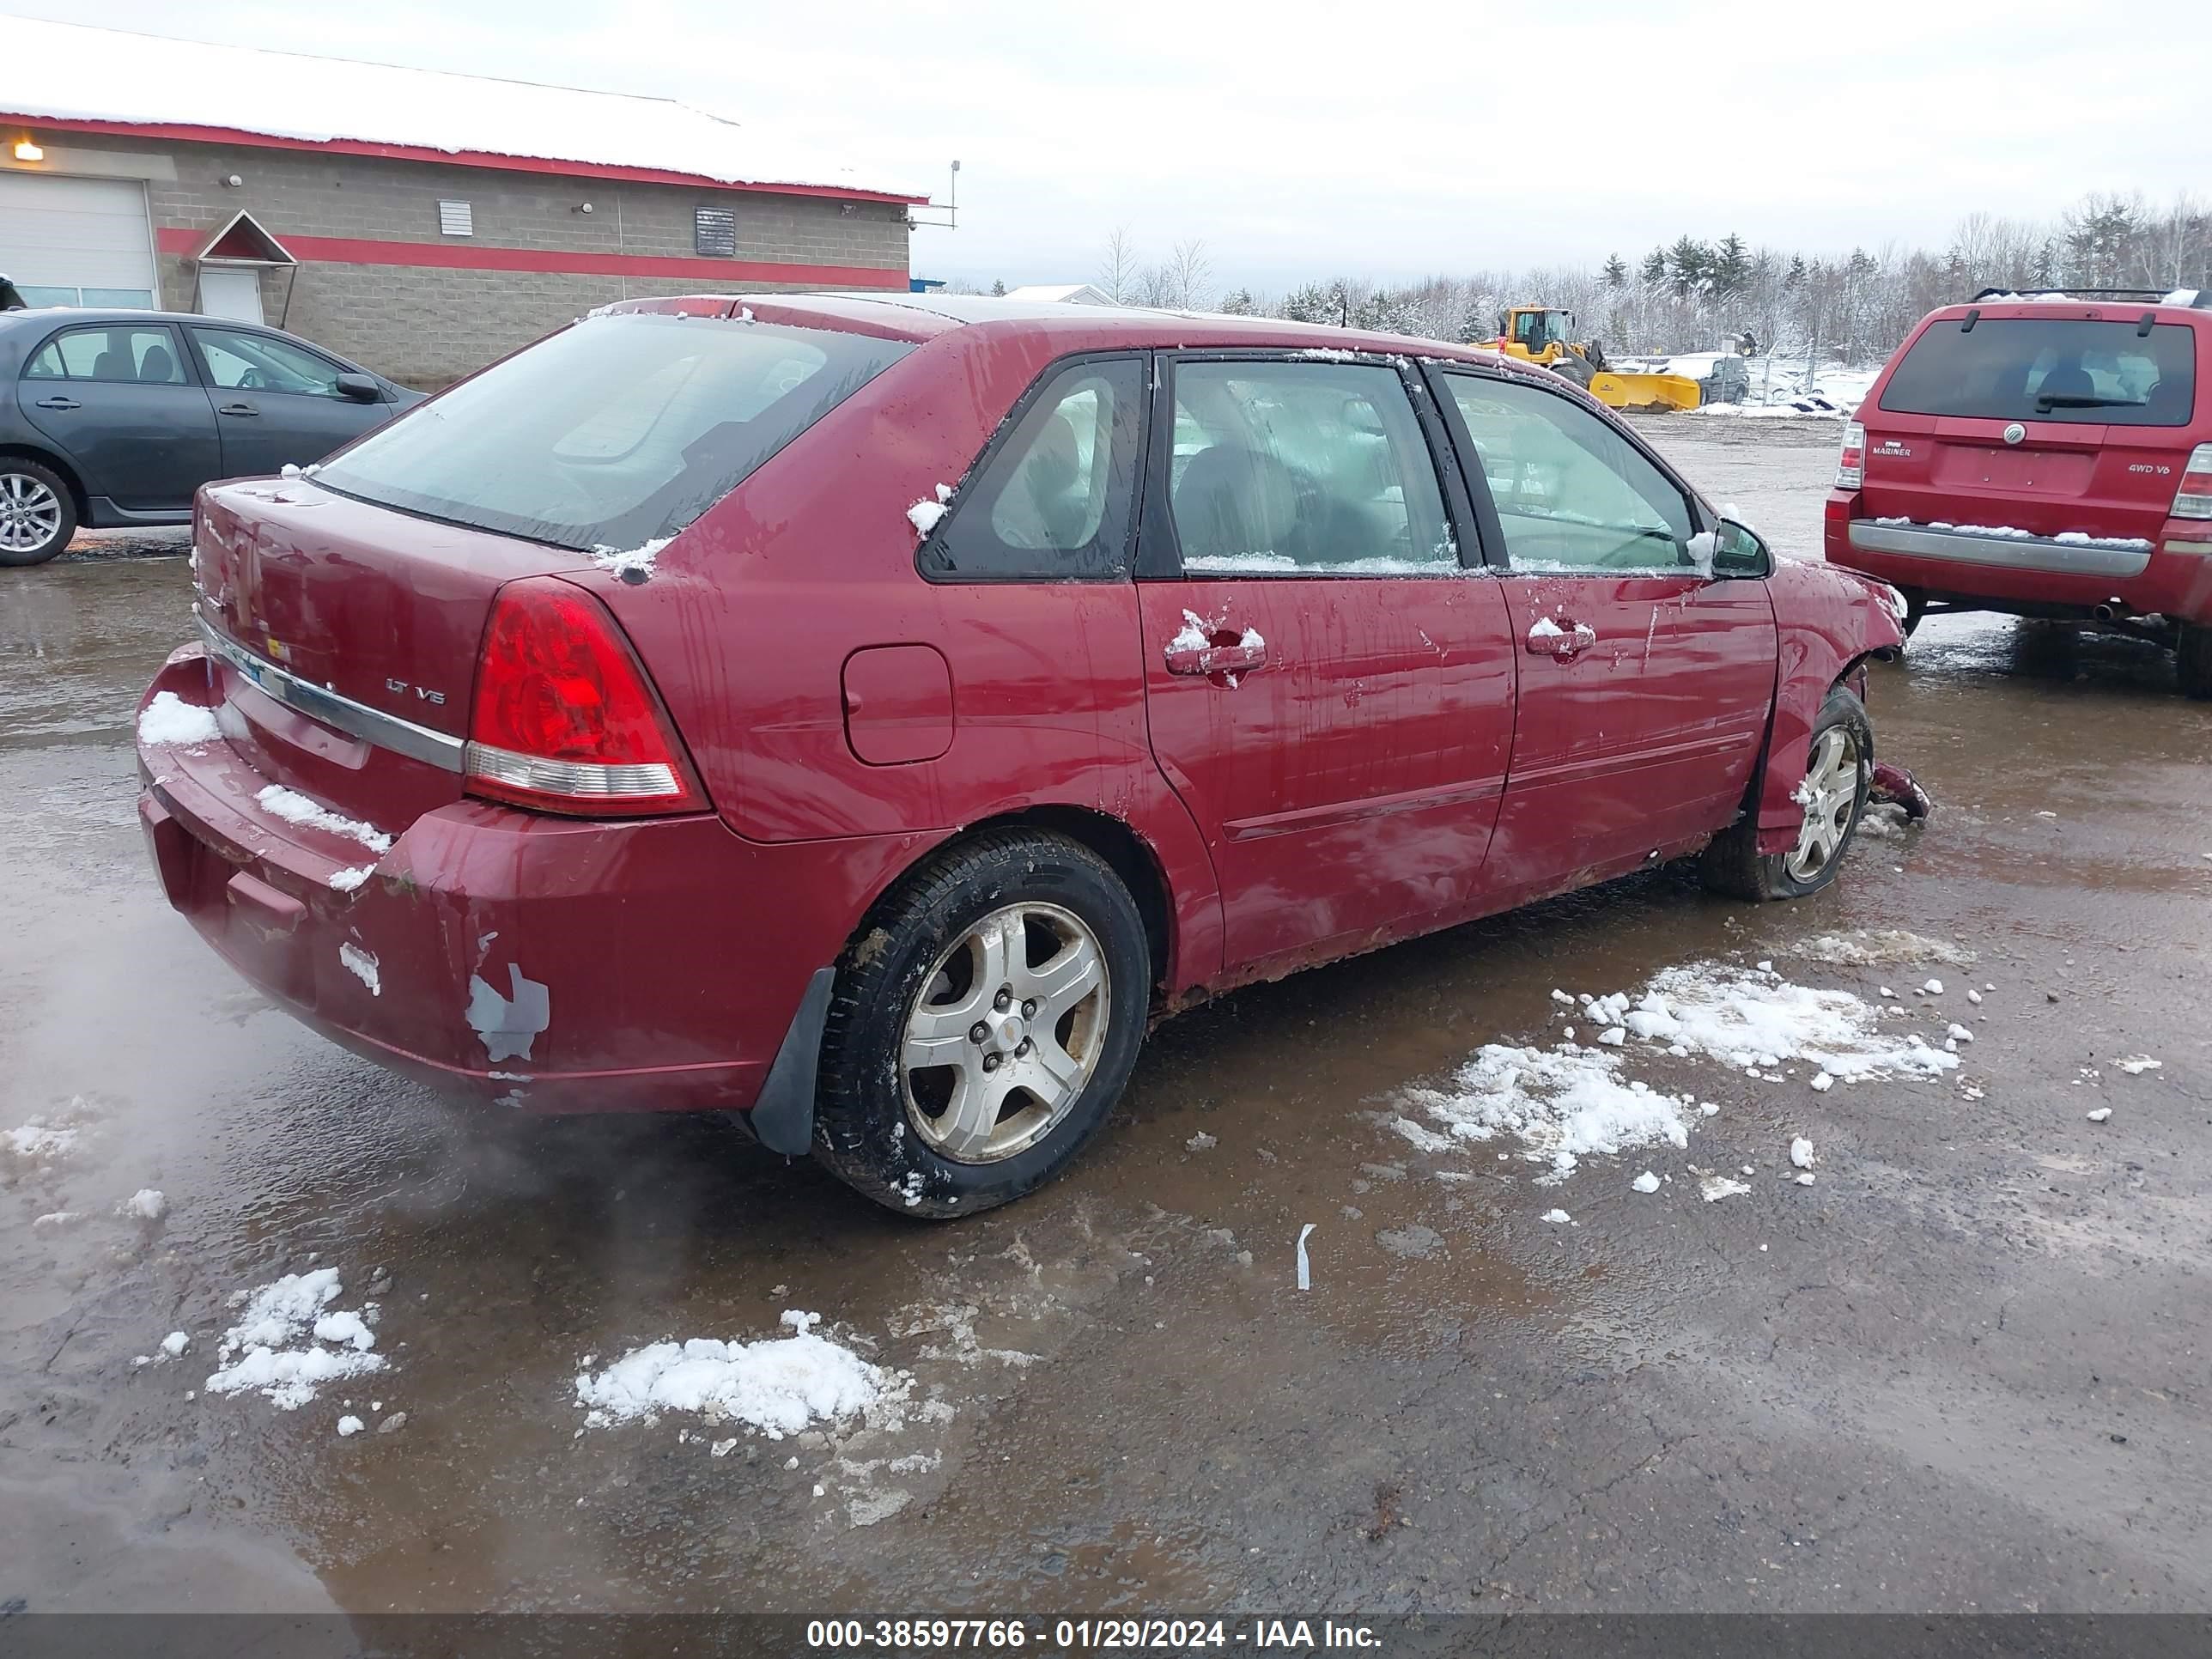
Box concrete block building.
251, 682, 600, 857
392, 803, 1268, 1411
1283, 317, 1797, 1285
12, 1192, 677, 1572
0, 18, 922, 387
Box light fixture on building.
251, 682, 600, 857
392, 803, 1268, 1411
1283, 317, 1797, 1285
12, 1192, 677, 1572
575, 201, 593, 215
12, 138, 43, 162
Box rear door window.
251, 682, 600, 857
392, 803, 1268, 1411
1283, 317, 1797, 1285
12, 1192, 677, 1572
1166, 360, 1455, 574
24, 325, 188, 385
315, 313, 914, 553
1879, 318, 2197, 427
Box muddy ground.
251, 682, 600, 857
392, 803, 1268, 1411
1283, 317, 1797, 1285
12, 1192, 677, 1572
3, 420, 2208, 1620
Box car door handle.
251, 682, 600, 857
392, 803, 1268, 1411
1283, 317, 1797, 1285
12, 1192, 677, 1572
1526, 619, 1597, 661
217, 403, 261, 417
33, 396, 80, 411
1165, 639, 1267, 678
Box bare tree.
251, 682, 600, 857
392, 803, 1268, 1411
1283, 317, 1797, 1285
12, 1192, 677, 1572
1097, 228, 1141, 305
1165, 239, 1212, 310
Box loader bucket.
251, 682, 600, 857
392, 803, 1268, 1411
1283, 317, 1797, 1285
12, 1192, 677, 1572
1586, 371, 1703, 412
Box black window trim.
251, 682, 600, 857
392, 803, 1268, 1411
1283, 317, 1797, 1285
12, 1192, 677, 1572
23, 320, 201, 388
185, 323, 355, 402
914, 349, 1150, 586
1419, 361, 1713, 578
1137, 348, 1484, 582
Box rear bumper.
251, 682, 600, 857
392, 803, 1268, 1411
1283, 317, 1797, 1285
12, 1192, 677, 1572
137, 651, 918, 1116
1826, 497, 2212, 622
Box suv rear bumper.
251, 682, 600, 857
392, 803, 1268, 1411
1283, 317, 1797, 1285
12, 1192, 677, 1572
135, 651, 914, 1118
1826, 497, 2212, 622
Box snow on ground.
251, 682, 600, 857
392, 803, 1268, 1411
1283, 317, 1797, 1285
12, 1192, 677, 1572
1796, 930, 1976, 968
4, 1120, 78, 1159
255, 787, 393, 855
120, 1188, 167, 1220
204, 1268, 387, 1410
1611, 353, 1882, 418
1386, 951, 1968, 1194
574, 1311, 890, 1437
137, 691, 222, 748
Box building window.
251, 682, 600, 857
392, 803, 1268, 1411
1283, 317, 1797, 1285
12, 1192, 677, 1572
438, 200, 474, 238
695, 205, 736, 258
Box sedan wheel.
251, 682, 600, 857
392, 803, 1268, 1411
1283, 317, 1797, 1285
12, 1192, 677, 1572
902, 902, 1109, 1164
0, 469, 68, 562
1784, 724, 1864, 884
811, 830, 1151, 1218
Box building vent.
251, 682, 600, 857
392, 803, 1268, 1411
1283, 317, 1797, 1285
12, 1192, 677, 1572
437, 200, 474, 238
695, 205, 736, 258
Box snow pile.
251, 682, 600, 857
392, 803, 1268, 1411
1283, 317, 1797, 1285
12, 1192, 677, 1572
1796, 930, 1975, 967
906, 484, 955, 537
328, 866, 375, 893
137, 692, 222, 748
2116, 1055, 2161, 1076
204, 1268, 386, 1410
589, 536, 675, 578
1398, 1042, 1695, 1182
4, 1119, 78, 1160
1631, 1170, 1661, 1194
255, 787, 392, 854
120, 1188, 167, 1220
574, 1311, 884, 1437
1614, 963, 1959, 1081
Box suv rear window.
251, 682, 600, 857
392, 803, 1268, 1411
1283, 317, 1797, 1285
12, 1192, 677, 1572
1879, 317, 2196, 427
316, 313, 914, 552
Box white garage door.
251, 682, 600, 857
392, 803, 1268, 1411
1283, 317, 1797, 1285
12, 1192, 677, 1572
0, 173, 158, 309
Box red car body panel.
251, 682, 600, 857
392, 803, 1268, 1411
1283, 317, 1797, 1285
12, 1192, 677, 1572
137, 295, 1903, 1125
1828, 298, 2212, 623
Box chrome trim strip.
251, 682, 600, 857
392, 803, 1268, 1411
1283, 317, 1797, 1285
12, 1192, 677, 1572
196, 611, 465, 773
2163, 539, 2212, 556
1847, 522, 2151, 579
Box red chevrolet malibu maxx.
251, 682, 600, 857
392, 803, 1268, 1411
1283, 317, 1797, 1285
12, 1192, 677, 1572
1827, 288, 2212, 695
137, 295, 1905, 1215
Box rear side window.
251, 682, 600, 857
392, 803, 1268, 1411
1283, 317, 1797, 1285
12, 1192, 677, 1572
921, 356, 1144, 580
316, 313, 914, 553
1880, 318, 2197, 427
24, 325, 186, 385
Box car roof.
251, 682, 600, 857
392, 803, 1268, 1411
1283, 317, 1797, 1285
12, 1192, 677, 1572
1920, 292, 2211, 325
637, 290, 1514, 367
0, 306, 316, 336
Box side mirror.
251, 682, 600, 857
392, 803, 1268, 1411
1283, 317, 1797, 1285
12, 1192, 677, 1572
335, 372, 382, 403
1708, 517, 1772, 580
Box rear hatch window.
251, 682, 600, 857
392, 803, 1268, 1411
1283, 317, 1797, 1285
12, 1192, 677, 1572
1878, 317, 2195, 427
316, 313, 915, 553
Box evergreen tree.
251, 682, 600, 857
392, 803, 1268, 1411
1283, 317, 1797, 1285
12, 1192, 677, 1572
1217, 288, 1256, 315
990, 279, 1006, 296
1640, 247, 1668, 285
1601, 253, 1629, 289
1711, 234, 1751, 297
1668, 235, 1711, 298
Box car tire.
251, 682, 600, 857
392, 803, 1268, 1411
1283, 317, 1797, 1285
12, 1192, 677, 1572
0, 460, 76, 567
811, 830, 1151, 1218
2178, 623, 2212, 701
1700, 684, 1872, 902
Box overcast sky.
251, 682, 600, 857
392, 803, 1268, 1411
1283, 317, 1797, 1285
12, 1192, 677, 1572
26, 0, 2212, 294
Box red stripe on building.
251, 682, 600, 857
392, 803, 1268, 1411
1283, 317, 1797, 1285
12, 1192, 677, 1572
153, 226, 907, 288
3, 114, 929, 205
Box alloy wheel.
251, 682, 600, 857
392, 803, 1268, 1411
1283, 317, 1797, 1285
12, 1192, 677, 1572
1785, 725, 1865, 883
902, 902, 1110, 1164
0, 472, 64, 554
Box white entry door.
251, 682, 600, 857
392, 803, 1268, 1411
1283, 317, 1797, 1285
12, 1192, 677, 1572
198, 267, 265, 323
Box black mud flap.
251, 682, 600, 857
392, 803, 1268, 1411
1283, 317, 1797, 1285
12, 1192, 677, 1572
747, 966, 836, 1157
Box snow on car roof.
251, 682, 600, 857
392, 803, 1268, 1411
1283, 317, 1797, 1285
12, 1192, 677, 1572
0, 17, 925, 202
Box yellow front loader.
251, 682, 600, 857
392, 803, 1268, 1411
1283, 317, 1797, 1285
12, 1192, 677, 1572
1486, 307, 1702, 413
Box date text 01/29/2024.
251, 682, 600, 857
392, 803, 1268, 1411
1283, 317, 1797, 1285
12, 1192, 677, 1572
805, 1619, 1384, 1650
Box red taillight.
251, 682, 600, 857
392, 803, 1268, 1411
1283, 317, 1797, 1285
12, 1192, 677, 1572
2174, 443, 2212, 520
465, 576, 703, 817
1836, 420, 1867, 490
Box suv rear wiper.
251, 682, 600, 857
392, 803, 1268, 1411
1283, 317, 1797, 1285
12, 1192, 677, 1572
2033, 394, 2141, 411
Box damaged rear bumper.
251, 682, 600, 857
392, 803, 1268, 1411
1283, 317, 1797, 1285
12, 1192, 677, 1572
135, 659, 887, 1119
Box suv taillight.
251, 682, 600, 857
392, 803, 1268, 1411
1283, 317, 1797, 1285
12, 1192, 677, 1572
1836, 421, 1867, 490
465, 576, 704, 817
2174, 444, 2212, 520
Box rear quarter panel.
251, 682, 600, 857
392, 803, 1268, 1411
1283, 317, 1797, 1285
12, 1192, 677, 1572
580, 331, 1226, 994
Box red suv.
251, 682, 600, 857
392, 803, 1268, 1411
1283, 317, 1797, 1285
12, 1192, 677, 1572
136, 295, 1905, 1215
1827, 288, 2212, 695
